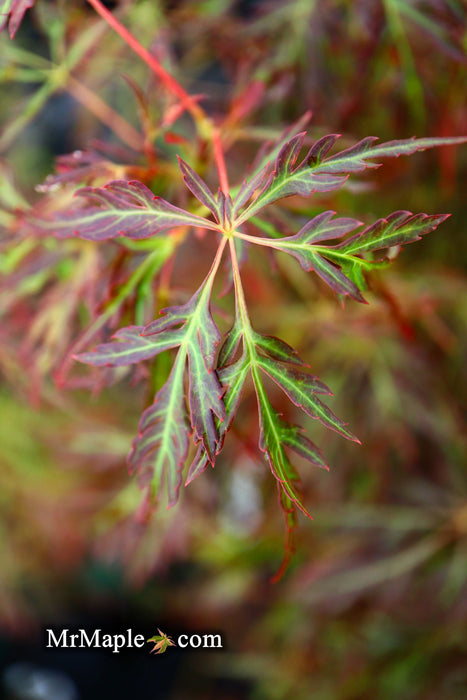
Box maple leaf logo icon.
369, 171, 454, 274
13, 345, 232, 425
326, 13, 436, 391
147, 629, 176, 654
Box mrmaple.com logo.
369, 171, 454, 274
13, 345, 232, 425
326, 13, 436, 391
46, 628, 222, 655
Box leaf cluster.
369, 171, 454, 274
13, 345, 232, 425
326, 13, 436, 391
1, 0, 466, 578
16, 126, 464, 574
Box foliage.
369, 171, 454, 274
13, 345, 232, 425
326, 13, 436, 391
0, 5, 466, 695
1, 0, 466, 582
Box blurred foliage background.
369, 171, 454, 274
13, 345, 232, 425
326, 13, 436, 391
0, 1, 466, 698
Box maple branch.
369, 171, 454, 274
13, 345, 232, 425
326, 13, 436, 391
212, 128, 229, 194
86, 0, 231, 195
86, 0, 206, 125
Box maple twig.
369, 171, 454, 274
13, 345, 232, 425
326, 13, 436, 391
86, 0, 233, 195
212, 128, 229, 194
86, 0, 206, 125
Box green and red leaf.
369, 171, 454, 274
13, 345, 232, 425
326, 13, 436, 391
250, 208, 452, 302
128, 368, 189, 507
74, 325, 183, 367
256, 355, 359, 442
0, 0, 35, 38
338, 211, 450, 256
178, 157, 220, 219
234, 133, 466, 222
29, 180, 218, 241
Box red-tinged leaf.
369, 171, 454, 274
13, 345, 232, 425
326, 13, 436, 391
1, 0, 34, 38
359, 135, 467, 161
268, 413, 330, 581
280, 423, 329, 470
236, 170, 345, 223
185, 446, 211, 485
35, 150, 117, 192
142, 293, 202, 337
178, 157, 219, 219
249, 207, 451, 302
276, 133, 306, 176
77, 245, 226, 504
143, 286, 221, 365
266, 226, 365, 302
185, 355, 249, 470
234, 132, 467, 222
322, 136, 380, 173
28, 180, 217, 240
185, 353, 250, 485
258, 355, 330, 396
188, 349, 224, 462
128, 369, 189, 507
294, 210, 361, 244
195, 300, 222, 368
217, 354, 250, 434
319, 134, 467, 173
308, 253, 365, 302
304, 134, 340, 165
253, 332, 307, 367
217, 190, 234, 229
256, 355, 359, 442
256, 386, 311, 518
74, 325, 183, 367
218, 319, 244, 368
232, 164, 270, 217
340, 211, 450, 256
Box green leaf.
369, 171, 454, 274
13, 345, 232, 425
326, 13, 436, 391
303, 250, 365, 302
199, 311, 351, 523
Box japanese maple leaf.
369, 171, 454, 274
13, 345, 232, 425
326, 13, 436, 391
147, 629, 176, 654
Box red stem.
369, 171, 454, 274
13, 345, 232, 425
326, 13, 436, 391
86, 0, 204, 123
86, 0, 230, 197
212, 128, 229, 194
